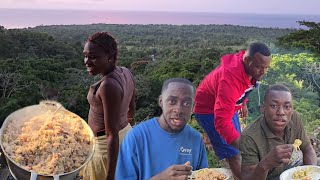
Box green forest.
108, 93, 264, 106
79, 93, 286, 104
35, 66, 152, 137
0, 21, 319, 167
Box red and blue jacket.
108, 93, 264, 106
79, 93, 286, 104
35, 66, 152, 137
194, 50, 257, 144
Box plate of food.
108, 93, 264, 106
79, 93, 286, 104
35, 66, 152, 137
188, 168, 233, 180
280, 165, 320, 180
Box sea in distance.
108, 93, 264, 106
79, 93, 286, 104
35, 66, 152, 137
1, 8, 320, 29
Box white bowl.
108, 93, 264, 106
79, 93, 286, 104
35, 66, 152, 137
280, 165, 320, 180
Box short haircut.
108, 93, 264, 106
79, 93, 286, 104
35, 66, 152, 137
86, 32, 118, 61
247, 42, 271, 57
264, 84, 292, 102
161, 78, 195, 95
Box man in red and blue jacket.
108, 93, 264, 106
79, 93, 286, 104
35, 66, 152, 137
194, 42, 271, 179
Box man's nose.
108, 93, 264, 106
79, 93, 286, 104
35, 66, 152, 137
83, 57, 92, 64
84, 57, 90, 64
277, 106, 285, 115
173, 104, 183, 113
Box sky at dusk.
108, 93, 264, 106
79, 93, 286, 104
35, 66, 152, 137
1, 0, 320, 15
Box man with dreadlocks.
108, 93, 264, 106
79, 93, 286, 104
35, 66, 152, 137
80, 32, 135, 180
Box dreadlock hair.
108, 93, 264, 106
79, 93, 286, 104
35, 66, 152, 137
87, 32, 118, 62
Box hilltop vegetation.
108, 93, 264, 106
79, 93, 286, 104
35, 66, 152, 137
0, 24, 293, 121
0, 23, 318, 125
0, 23, 319, 166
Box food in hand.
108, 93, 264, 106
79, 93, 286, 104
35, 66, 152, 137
293, 139, 302, 151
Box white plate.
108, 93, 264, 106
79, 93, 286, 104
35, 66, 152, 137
280, 165, 320, 180
188, 168, 233, 180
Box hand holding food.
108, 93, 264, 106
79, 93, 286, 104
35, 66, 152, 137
151, 161, 192, 180
261, 144, 293, 169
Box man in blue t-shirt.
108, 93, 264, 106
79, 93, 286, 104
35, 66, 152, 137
116, 78, 208, 180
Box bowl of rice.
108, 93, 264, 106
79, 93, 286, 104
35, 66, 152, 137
0, 101, 95, 180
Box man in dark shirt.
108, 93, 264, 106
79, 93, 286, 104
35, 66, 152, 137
240, 84, 317, 180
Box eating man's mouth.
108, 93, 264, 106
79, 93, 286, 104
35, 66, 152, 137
171, 118, 184, 126
274, 119, 286, 126
87, 66, 94, 71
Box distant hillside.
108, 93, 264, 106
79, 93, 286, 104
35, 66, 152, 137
0, 26, 79, 60
29, 24, 294, 47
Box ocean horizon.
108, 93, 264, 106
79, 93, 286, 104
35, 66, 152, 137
1, 8, 320, 29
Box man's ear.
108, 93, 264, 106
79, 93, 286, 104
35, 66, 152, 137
108, 57, 116, 63
158, 95, 163, 108
243, 56, 250, 65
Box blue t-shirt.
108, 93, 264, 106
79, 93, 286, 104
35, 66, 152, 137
116, 117, 208, 180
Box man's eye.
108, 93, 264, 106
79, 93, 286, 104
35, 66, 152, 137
271, 105, 277, 108
183, 101, 191, 107
284, 105, 292, 109
84, 55, 96, 59
168, 100, 175, 105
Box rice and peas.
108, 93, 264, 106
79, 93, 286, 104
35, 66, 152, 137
1, 112, 92, 175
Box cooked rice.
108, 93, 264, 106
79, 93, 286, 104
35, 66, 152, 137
194, 168, 227, 180
2, 113, 92, 175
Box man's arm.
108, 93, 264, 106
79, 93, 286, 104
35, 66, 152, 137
149, 162, 192, 180
241, 144, 294, 180
239, 103, 248, 120
127, 89, 136, 122
232, 103, 248, 149
293, 111, 317, 165
230, 137, 240, 149
302, 143, 317, 165
241, 164, 269, 180
100, 79, 122, 180
214, 79, 240, 145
